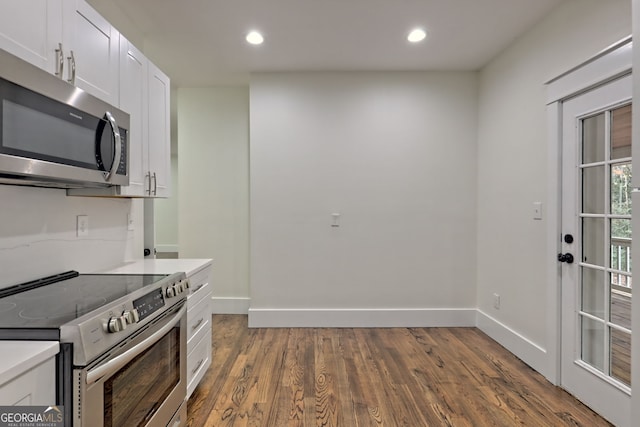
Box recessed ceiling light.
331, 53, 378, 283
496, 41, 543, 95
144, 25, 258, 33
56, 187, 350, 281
407, 28, 427, 43
246, 31, 264, 45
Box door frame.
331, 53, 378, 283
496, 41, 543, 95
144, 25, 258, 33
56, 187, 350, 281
545, 36, 632, 385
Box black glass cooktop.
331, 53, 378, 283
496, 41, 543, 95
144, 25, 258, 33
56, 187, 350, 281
0, 271, 167, 330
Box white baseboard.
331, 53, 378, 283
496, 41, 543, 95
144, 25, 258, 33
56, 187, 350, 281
211, 297, 250, 314
248, 308, 476, 328
476, 310, 549, 379
156, 244, 179, 253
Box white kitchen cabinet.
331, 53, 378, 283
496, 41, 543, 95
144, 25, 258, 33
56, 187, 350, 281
117, 38, 149, 196
0, 0, 63, 75
1, 2, 170, 198
0, 0, 119, 106
61, 0, 120, 106
185, 268, 212, 398
0, 342, 59, 406
147, 62, 171, 197
69, 38, 172, 198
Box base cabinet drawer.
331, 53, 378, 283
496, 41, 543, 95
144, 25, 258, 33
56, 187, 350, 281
187, 296, 211, 346
187, 332, 212, 399
187, 281, 211, 310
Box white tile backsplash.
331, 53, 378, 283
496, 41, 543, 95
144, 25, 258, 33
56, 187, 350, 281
0, 185, 134, 288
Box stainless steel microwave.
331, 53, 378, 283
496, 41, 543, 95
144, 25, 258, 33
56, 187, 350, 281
0, 48, 129, 189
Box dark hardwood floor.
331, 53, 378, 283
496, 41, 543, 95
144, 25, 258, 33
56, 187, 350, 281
186, 315, 612, 426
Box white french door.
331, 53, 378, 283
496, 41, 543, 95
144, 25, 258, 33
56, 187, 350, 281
560, 74, 632, 427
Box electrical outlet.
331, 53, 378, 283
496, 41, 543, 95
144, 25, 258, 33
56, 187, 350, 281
493, 293, 500, 310
77, 215, 89, 237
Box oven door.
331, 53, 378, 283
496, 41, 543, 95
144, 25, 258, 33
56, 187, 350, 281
74, 302, 186, 427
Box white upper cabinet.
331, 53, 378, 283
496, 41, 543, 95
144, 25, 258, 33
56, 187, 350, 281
147, 62, 171, 198
118, 38, 149, 197
114, 38, 171, 198
0, 0, 119, 106
0, 0, 63, 75
0, 1, 171, 198
62, 0, 120, 106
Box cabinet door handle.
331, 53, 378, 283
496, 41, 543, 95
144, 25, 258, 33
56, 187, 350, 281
191, 317, 205, 332
152, 172, 157, 195
145, 172, 151, 195
55, 43, 64, 78
191, 358, 205, 375
67, 50, 76, 84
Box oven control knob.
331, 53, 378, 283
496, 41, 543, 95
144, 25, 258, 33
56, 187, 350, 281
123, 309, 140, 324
176, 282, 184, 294
165, 287, 175, 298
172, 283, 182, 295
107, 316, 127, 333
184, 279, 190, 289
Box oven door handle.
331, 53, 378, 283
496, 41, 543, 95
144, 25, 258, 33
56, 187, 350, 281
86, 305, 185, 386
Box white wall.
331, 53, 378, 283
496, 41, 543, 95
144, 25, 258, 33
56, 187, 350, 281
178, 87, 250, 313
154, 157, 179, 253
0, 185, 135, 288
476, 0, 631, 376
250, 72, 478, 326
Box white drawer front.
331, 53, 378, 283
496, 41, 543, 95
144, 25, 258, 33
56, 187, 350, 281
187, 332, 212, 399
187, 266, 211, 294
187, 295, 211, 345
187, 280, 211, 310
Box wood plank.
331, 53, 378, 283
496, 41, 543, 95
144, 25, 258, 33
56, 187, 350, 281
187, 315, 614, 427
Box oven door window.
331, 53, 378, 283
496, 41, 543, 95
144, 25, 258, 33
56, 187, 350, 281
104, 326, 180, 427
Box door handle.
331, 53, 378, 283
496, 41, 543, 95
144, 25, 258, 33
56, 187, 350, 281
558, 253, 574, 264
102, 111, 122, 182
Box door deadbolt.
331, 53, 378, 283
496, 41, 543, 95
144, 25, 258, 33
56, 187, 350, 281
557, 253, 574, 264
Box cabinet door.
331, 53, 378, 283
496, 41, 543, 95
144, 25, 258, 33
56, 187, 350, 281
0, 0, 62, 74
119, 38, 149, 197
62, 0, 119, 105
148, 62, 171, 197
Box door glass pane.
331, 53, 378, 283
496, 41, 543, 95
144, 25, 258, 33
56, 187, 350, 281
575, 101, 632, 391
581, 316, 604, 372
582, 166, 605, 214
582, 217, 605, 266
610, 275, 631, 328
611, 104, 632, 159
610, 328, 631, 386
611, 163, 632, 215
581, 268, 604, 319
611, 218, 631, 272
583, 113, 605, 163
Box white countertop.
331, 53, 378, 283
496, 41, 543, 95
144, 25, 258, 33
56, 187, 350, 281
97, 259, 213, 277
0, 341, 59, 386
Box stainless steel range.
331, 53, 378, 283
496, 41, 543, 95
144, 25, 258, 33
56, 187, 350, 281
0, 270, 189, 427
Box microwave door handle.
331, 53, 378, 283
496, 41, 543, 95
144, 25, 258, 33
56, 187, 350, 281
85, 304, 185, 386
103, 111, 122, 182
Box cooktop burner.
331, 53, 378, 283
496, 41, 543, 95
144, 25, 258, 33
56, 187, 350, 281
0, 272, 168, 329
0, 301, 16, 313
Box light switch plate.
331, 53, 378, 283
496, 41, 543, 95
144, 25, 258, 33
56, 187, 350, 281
77, 215, 89, 237
533, 202, 542, 220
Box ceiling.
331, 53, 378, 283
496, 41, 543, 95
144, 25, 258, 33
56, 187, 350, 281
88, 0, 566, 87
